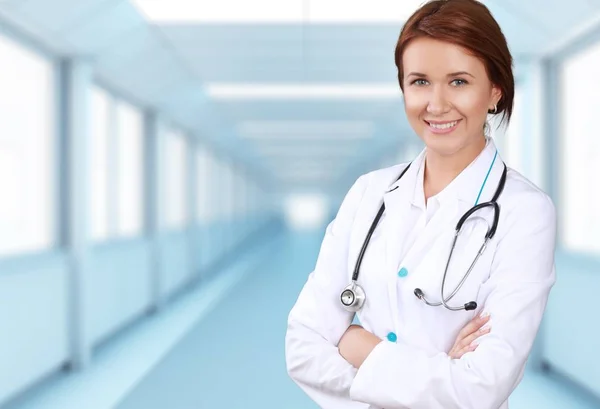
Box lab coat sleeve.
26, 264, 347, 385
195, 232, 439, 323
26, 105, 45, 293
348, 192, 557, 409
285, 173, 371, 403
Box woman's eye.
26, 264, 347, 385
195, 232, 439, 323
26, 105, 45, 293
451, 79, 467, 86
412, 79, 428, 86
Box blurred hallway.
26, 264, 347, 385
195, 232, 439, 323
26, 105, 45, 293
1, 0, 600, 408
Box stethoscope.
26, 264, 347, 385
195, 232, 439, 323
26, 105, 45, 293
340, 155, 507, 313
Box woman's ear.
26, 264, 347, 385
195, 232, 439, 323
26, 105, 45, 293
491, 85, 502, 107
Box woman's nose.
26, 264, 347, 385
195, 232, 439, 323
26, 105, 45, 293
426, 87, 450, 115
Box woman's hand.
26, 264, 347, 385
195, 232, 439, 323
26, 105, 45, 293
338, 324, 382, 369
448, 312, 491, 359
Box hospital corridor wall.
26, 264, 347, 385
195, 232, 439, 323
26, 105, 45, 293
0, 20, 279, 407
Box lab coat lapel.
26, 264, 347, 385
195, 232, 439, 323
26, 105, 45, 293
382, 189, 413, 274
381, 153, 424, 277
382, 187, 413, 331
381, 153, 423, 330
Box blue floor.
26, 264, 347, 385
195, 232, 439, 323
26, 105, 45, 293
5, 229, 600, 409
115, 232, 318, 409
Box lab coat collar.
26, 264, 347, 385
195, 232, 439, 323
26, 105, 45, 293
385, 137, 504, 208
447, 137, 505, 207
384, 147, 425, 196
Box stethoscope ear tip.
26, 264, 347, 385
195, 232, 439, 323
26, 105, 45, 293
414, 288, 423, 299
465, 301, 478, 311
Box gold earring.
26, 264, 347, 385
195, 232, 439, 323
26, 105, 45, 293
488, 103, 498, 114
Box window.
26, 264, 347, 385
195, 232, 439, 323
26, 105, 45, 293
0, 33, 55, 256
217, 159, 228, 221
212, 157, 228, 221
222, 160, 234, 221
90, 87, 111, 241
116, 101, 144, 237
196, 145, 213, 223
90, 86, 144, 241
560, 41, 600, 253
164, 129, 188, 228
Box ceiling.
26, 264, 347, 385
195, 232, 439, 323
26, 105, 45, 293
0, 0, 599, 192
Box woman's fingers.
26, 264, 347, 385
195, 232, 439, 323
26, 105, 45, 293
456, 313, 490, 342
459, 325, 491, 348
456, 343, 478, 357
458, 325, 491, 350
449, 313, 492, 359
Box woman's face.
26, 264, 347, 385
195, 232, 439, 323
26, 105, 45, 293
402, 37, 501, 157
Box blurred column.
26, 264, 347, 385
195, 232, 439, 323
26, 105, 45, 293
531, 57, 560, 373
542, 58, 560, 210
233, 165, 242, 244
64, 58, 93, 370
221, 158, 232, 253
187, 134, 199, 282
250, 180, 257, 228
211, 155, 222, 259
517, 60, 544, 189
240, 169, 248, 237
198, 145, 213, 271
145, 111, 164, 311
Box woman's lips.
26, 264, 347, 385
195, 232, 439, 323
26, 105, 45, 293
424, 119, 461, 134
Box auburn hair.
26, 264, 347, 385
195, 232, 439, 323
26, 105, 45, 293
395, 0, 514, 126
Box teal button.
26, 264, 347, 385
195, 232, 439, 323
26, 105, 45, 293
398, 267, 408, 277
386, 332, 397, 342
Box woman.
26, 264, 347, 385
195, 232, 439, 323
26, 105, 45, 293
285, 0, 556, 408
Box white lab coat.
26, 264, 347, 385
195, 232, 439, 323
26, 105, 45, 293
285, 138, 556, 409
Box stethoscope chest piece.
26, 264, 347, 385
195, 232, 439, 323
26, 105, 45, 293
340, 282, 365, 312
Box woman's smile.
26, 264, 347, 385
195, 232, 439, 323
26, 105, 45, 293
424, 119, 462, 134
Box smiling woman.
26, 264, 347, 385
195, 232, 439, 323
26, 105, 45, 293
285, 1, 557, 409
395, 0, 514, 199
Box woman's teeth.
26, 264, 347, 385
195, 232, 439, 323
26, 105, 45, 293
428, 121, 458, 129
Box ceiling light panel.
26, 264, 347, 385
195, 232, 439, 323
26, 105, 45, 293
257, 146, 359, 156
277, 169, 337, 181
206, 83, 402, 100
132, 0, 426, 23
267, 160, 343, 170
238, 120, 374, 139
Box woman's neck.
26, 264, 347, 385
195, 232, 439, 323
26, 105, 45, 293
423, 137, 486, 201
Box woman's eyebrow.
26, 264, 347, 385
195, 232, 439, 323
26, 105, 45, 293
406, 72, 427, 78
406, 71, 475, 78
448, 71, 475, 78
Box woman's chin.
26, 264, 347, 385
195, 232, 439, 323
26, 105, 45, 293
422, 133, 463, 155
